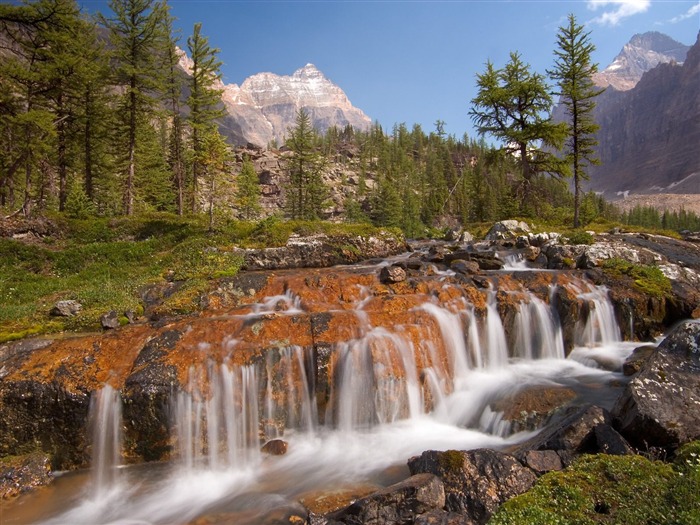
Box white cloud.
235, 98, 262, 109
587, 0, 652, 26
669, 1, 700, 23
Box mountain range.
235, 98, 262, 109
582, 31, 699, 197
177, 52, 371, 148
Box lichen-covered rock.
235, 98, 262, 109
612, 321, 700, 451
489, 386, 577, 432
380, 265, 407, 284
261, 439, 288, 455
330, 473, 445, 525
50, 300, 82, 317
485, 221, 530, 241
0, 452, 52, 499
407, 449, 536, 524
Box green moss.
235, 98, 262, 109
565, 230, 594, 245
602, 258, 672, 299
490, 449, 700, 525
438, 450, 466, 474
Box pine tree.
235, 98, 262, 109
235, 156, 261, 220
101, 0, 165, 215
187, 22, 224, 213
549, 14, 604, 228
285, 109, 328, 220
470, 52, 567, 210
159, 1, 186, 215
197, 129, 230, 231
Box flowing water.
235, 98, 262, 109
3, 267, 639, 525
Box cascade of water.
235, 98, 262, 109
484, 289, 509, 368
420, 302, 472, 380
331, 327, 424, 431
281, 346, 318, 432
513, 295, 565, 360
176, 362, 261, 470
88, 385, 122, 498
576, 284, 621, 346
502, 253, 529, 270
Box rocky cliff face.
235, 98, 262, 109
593, 32, 690, 91
579, 33, 700, 197
205, 61, 371, 147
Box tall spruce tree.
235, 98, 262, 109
187, 22, 224, 213
235, 157, 261, 220
285, 109, 328, 220
470, 52, 567, 210
548, 14, 604, 228
159, 1, 186, 215
101, 0, 165, 215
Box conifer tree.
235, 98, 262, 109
285, 109, 328, 220
235, 157, 261, 220
470, 53, 567, 210
549, 14, 604, 228
101, 0, 165, 215
197, 129, 230, 231
187, 22, 224, 213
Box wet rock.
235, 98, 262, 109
407, 449, 536, 524
414, 510, 473, 524
490, 386, 577, 432
100, 310, 120, 330
50, 300, 82, 317
0, 452, 52, 499
261, 439, 288, 455
518, 450, 563, 475
612, 321, 700, 452
514, 405, 611, 465
444, 228, 462, 242
622, 345, 656, 376
443, 250, 472, 265
515, 235, 530, 249
380, 265, 407, 284
470, 253, 504, 271
330, 473, 445, 525
485, 220, 531, 241
450, 260, 480, 275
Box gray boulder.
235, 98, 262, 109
407, 449, 536, 524
330, 473, 445, 525
485, 220, 530, 241
380, 265, 407, 284
49, 300, 82, 317
612, 321, 700, 451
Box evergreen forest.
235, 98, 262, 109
1, 0, 698, 236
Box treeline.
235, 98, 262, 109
621, 205, 700, 232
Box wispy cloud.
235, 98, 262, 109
587, 0, 651, 26
668, 1, 700, 23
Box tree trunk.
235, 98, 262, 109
125, 80, 136, 215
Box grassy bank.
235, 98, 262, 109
0, 213, 401, 343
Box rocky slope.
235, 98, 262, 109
582, 32, 700, 197
592, 32, 690, 91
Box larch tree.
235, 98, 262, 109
548, 14, 604, 228
186, 22, 224, 213
470, 52, 567, 210
101, 0, 165, 215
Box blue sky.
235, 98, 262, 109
83, 0, 699, 139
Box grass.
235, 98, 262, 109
0, 213, 403, 342
489, 441, 700, 525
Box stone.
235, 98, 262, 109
490, 386, 577, 432
49, 300, 82, 317
414, 510, 473, 524
330, 473, 445, 525
518, 450, 563, 474
100, 310, 120, 330
0, 452, 52, 499
380, 265, 407, 284
612, 321, 700, 452
261, 439, 288, 455
515, 235, 530, 249
485, 220, 531, 241
593, 424, 634, 455
450, 260, 480, 275
622, 345, 657, 376
514, 405, 611, 465
408, 449, 536, 524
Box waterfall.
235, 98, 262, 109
576, 284, 621, 346
175, 362, 261, 470
513, 295, 565, 360
88, 385, 122, 498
